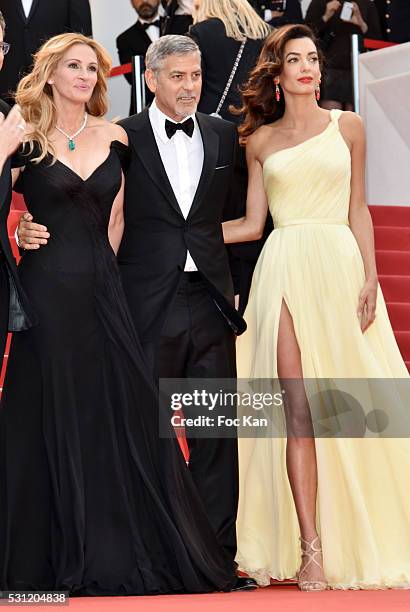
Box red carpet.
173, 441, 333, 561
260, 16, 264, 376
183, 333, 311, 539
5, 586, 410, 611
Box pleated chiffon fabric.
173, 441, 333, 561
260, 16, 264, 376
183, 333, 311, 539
236, 110, 410, 589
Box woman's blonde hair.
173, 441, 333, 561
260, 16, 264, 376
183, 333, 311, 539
193, 0, 271, 42
16, 33, 112, 163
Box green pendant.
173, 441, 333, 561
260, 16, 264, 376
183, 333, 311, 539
68, 139, 75, 151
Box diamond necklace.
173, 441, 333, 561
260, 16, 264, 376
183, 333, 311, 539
55, 113, 88, 151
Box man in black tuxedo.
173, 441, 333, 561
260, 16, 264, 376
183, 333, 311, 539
0, 0, 92, 103
0, 11, 35, 364
118, 38, 252, 590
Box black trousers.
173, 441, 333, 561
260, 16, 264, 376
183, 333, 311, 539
0, 260, 9, 363
143, 273, 239, 563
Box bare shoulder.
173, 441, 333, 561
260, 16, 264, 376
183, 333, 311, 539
107, 121, 129, 146
246, 124, 272, 160
338, 111, 365, 148
88, 117, 129, 146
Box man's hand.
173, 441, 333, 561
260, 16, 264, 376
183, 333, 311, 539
322, 0, 341, 22
347, 2, 368, 33
17, 212, 50, 250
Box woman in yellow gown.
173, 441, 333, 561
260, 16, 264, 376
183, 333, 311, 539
223, 24, 410, 590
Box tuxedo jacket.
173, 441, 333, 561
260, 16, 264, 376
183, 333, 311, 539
0, 99, 36, 345
118, 109, 241, 345
0, 0, 92, 102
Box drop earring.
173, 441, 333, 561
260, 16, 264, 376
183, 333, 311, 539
315, 83, 321, 101
275, 81, 280, 102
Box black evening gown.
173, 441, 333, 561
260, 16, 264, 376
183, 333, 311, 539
0, 141, 235, 595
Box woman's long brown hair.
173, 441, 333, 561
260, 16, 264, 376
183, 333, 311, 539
233, 24, 323, 145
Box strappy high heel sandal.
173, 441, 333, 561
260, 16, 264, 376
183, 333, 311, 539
297, 536, 328, 592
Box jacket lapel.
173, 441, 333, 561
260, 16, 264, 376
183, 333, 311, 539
16, 0, 27, 23
188, 113, 219, 219
125, 109, 184, 217
26, 0, 40, 23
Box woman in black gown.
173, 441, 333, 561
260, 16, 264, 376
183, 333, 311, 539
0, 33, 235, 595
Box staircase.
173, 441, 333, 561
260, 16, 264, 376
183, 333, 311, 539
1, 204, 410, 393
372, 206, 410, 371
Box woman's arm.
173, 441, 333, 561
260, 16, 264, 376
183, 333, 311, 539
108, 173, 125, 255
340, 111, 378, 332
222, 134, 268, 244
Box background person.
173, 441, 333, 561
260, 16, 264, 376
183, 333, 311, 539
373, 0, 410, 43
0, 0, 92, 104
250, 0, 304, 28
0, 9, 34, 367
305, 0, 381, 110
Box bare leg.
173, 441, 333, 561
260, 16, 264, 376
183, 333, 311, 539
277, 301, 326, 589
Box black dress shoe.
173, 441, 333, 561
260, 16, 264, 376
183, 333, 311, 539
226, 576, 258, 592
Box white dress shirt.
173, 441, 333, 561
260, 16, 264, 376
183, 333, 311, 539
138, 9, 162, 43
149, 99, 204, 272
21, 0, 34, 18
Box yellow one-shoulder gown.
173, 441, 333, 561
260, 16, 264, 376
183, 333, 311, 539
236, 110, 410, 589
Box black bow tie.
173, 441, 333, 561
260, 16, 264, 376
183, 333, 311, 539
165, 117, 194, 139
141, 19, 161, 30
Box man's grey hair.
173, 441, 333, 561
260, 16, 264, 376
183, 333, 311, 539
145, 35, 200, 73
0, 11, 5, 34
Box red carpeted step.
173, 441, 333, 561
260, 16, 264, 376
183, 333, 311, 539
395, 331, 410, 361
375, 250, 410, 275
379, 275, 410, 303
374, 226, 410, 251
386, 302, 410, 331
370, 205, 410, 227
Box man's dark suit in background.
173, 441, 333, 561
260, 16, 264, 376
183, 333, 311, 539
373, 0, 410, 43
0, 0, 92, 103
